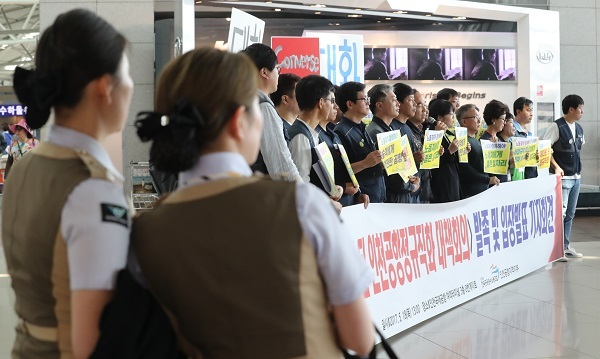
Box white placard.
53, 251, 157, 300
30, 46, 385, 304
226, 8, 265, 53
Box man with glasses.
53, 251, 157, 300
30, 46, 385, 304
242, 43, 302, 181
366, 84, 419, 204
457, 104, 500, 198
334, 82, 386, 203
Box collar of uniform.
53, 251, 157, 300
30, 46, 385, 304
295, 118, 320, 139
179, 152, 252, 189
46, 125, 124, 182
513, 121, 531, 136
371, 116, 393, 132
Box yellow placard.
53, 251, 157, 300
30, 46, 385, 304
337, 144, 359, 188
481, 140, 510, 175
512, 137, 538, 168
398, 134, 418, 182
455, 127, 469, 163
376, 130, 404, 175
421, 130, 444, 170
537, 140, 552, 169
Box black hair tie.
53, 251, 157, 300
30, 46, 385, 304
135, 99, 205, 142
13, 67, 63, 129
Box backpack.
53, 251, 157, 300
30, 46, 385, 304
90, 268, 186, 359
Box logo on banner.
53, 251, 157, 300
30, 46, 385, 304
536, 50, 553, 64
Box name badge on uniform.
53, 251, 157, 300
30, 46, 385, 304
101, 203, 129, 228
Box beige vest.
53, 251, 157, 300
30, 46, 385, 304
133, 177, 342, 359
2, 142, 113, 359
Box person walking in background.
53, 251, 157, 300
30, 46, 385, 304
132, 47, 374, 358
3, 9, 132, 358
541, 94, 586, 261
4, 118, 39, 178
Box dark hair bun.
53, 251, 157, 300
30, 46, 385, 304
13, 67, 62, 129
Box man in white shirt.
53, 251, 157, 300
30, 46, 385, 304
541, 94, 585, 260
241, 43, 302, 181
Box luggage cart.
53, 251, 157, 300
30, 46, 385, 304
130, 161, 159, 211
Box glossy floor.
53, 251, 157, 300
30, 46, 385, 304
1, 218, 599, 359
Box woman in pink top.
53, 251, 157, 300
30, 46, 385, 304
5, 118, 39, 178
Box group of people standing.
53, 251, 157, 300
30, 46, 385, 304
0, 8, 586, 359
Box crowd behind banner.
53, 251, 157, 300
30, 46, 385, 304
0, 10, 587, 359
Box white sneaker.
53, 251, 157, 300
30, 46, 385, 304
565, 245, 583, 258
556, 256, 568, 262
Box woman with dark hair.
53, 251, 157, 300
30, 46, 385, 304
428, 99, 464, 203
4, 117, 39, 178
2, 9, 132, 359
132, 47, 374, 358
481, 99, 509, 182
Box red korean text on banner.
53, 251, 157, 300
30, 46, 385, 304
271, 37, 320, 77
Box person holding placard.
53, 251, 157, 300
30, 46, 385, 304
317, 92, 368, 207
541, 94, 586, 260
428, 99, 462, 203
498, 113, 522, 181
288, 75, 334, 185
457, 104, 500, 198
335, 82, 386, 203
366, 84, 418, 204
513, 97, 538, 179
480, 99, 510, 182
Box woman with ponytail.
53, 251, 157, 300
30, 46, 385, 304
132, 47, 374, 359
2, 9, 133, 359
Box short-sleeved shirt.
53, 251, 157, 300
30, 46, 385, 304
179, 152, 373, 305
48, 125, 130, 290
8, 138, 39, 162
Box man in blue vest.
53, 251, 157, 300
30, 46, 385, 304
541, 94, 585, 261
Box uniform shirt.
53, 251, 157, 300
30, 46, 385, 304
258, 90, 302, 182
179, 152, 373, 305
541, 121, 585, 179
48, 125, 129, 290
289, 119, 320, 183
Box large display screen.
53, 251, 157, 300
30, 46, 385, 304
364, 47, 516, 81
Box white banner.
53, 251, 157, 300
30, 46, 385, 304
341, 175, 564, 338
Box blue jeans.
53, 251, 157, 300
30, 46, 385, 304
561, 178, 580, 248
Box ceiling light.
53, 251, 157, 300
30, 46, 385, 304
355, 8, 362, 11
453, 16, 467, 20
226, 17, 231, 21
312, 4, 326, 7
274, 8, 281, 11
335, 23, 340, 26
393, 11, 407, 14
348, 14, 361, 18
265, 1, 272, 3
425, 14, 432, 17
385, 17, 391, 20
195, 0, 201, 3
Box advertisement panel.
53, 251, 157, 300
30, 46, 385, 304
271, 37, 320, 77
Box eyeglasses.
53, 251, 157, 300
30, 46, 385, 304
462, 115, 481, 120
324, 97, 336, 104
355, 97, 370, 104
